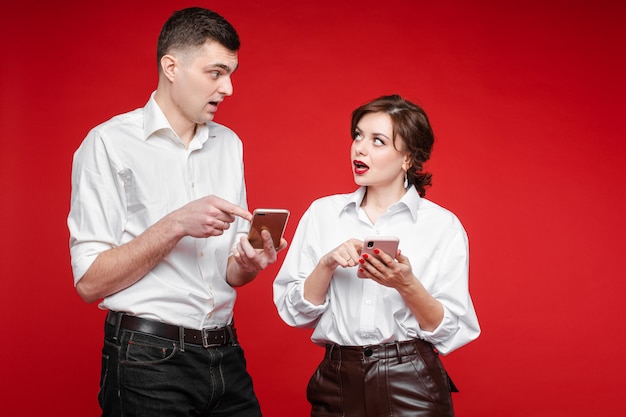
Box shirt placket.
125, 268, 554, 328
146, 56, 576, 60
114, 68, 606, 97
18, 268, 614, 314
357, 214, 392, 339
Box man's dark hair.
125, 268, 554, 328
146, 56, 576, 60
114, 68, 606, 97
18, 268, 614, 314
157, 7, 240, 68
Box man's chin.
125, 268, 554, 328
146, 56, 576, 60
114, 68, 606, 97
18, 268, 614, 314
199, 113, 215, 123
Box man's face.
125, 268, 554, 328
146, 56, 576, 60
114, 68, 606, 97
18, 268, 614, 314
171, 41, 239, 124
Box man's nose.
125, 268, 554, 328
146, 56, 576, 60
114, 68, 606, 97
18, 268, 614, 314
219, 76, 234, 96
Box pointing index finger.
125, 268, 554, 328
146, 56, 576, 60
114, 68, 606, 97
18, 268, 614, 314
212, 197, 253, 222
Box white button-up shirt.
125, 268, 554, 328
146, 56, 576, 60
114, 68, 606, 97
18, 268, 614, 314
68, 93, 249, 329
273, 187, 480, 354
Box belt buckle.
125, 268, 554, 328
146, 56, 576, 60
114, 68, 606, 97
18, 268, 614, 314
201, 328, 224, 348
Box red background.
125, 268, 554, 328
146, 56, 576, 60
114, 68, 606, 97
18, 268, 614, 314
1, 1, 625, 415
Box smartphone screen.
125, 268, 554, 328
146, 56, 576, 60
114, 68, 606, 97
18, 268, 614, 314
247, 209, 290, 249
357, 236, 400, 278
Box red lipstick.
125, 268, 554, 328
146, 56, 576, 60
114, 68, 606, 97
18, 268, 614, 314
353, 160, 369, 175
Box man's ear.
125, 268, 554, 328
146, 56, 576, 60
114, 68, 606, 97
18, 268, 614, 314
160, 54, 177, 82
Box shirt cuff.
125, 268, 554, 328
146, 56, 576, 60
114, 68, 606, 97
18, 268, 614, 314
286, 282, 328, 318
415, 306, 455, 345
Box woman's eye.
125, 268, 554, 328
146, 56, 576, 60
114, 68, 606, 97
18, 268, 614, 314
353, 132, 363, 141
374, 137, 385, 146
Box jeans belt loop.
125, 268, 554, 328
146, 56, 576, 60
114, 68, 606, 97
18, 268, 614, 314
179, 326, 185, 352
225, 324, 234, 346
112, 312, 123, 341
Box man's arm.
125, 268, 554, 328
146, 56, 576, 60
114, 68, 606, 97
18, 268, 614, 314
76, 195, 252, 303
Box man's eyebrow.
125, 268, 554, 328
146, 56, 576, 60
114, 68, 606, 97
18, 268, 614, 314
211, 62, 238, 73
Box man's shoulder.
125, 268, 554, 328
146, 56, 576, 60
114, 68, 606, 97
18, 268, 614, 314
91, 107, 144, 135
206, 121, 239, 139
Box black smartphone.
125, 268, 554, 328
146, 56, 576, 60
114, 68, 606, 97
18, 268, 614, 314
247, 208, 290, 249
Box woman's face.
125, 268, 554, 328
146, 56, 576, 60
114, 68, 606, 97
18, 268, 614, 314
351, 112, 410, 189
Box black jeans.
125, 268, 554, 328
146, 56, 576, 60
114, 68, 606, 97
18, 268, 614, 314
100, 319, 262, 417
307, 340, 454, 417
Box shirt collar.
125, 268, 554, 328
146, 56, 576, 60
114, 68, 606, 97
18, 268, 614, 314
143, 92, 171, 140
142, 92, 210, 147
340, 187, 366, 215
395, 186, 421, 222
341, 186, 421, 222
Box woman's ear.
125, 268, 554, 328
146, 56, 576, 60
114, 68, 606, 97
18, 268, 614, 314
402, 154, 412, 171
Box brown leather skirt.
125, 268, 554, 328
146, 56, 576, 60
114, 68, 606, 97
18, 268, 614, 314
307, 339, 454, 417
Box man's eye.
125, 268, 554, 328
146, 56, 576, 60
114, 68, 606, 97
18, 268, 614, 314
209, 71, 220, 79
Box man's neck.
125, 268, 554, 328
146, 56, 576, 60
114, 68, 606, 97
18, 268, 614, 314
154, 89, 197, 148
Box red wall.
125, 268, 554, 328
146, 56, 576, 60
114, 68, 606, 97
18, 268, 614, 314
1, 1, 625, 415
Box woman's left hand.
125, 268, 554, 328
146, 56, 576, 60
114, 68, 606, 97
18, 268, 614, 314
358, 249, 417, 289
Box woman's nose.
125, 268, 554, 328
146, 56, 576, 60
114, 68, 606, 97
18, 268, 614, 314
352, 139, 366, 155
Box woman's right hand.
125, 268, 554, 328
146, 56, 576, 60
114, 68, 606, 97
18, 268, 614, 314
320, 238, 363, 270
304, 238, 363, 305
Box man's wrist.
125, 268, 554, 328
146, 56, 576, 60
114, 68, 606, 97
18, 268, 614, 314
227, 262, 259, 287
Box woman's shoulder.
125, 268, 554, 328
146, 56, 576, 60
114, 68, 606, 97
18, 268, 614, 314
418, 197, 464, 228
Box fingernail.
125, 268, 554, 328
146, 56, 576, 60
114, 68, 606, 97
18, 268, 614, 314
374, 249, 380, 254
359, 268, 364, 273
363, 253, 369, 259
359, 258, 364, 264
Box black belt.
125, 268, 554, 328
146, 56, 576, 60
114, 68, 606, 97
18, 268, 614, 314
106, 311, 236, 348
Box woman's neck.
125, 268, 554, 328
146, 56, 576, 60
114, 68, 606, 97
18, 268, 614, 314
360, 185, 406, 224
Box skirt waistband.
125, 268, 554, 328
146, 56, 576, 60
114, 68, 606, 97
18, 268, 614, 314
325, 339, 434, 361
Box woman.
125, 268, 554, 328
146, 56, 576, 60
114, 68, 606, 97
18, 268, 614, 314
273, 94, 480, 416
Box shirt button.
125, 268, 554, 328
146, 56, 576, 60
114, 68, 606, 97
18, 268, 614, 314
364, 348, 373, 357
365, 300, 372, 305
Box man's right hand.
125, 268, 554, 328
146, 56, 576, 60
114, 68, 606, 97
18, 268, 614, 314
171, 195, 253, 238
76, 195, 251, 303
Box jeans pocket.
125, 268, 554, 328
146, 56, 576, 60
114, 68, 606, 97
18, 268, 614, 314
122, 331, 178, 366
99, 338, 123, 415
97, 353, 110, 409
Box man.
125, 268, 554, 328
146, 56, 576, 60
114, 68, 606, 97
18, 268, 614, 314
68, 7, 284, 416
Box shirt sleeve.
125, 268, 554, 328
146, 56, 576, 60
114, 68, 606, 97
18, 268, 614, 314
413, 225, 481, 354
68, 129, 126, 285
273, 208, 329, 328
231, 144, 250, 255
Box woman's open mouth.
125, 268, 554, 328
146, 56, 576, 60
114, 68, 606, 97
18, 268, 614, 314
353, 160, 369, 175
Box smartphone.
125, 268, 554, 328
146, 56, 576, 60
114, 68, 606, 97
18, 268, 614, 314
357, 236, 400, 278
247, 208, 290, 249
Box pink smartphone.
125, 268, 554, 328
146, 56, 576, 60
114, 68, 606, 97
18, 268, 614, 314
357, 236, 400, 278
247, 208, 290, 249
